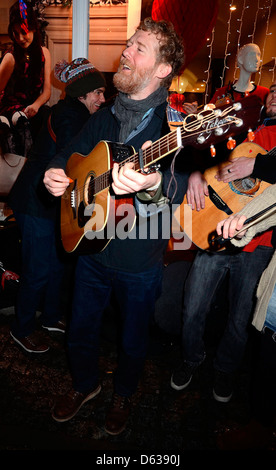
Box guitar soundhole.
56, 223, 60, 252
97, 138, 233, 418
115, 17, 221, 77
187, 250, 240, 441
85, 173, 95, 205
77, 173, 96, 228
230, 177, 260, 195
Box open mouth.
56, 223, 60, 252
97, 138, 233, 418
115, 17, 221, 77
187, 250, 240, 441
120, 61, 132, 72
122, 65, 131, 73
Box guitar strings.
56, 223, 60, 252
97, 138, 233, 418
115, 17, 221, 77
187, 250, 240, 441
74, 115, 242, 201
72, 104, 243, 201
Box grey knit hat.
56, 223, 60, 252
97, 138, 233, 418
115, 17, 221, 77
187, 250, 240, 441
54, 58, 106, 97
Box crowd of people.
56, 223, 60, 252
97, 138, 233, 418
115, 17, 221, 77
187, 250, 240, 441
0, 1, 275, 449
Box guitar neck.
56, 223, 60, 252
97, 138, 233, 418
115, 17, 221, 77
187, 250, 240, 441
121, 127, 181, 173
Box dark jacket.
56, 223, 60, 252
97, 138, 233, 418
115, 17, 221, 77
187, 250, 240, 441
9, 95, 91, 219
47, 100, 189, 272
251, 118, 276, 183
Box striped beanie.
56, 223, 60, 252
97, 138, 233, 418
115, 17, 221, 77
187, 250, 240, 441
54, 58, 106, 97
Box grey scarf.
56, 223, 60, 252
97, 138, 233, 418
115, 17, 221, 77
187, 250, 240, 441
114, 87, 168, 142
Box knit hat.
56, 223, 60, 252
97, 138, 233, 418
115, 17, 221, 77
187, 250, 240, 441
54, 58, 106, 97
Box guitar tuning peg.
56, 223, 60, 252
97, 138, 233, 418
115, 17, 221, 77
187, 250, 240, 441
227, 137, 236, 150
247, 128, 255, 142
210, 144, 216, 157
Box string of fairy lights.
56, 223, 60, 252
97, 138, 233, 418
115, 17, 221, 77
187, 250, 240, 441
233, 0, 248, 80
257, 0, 273, 84
204, 0, 274, 104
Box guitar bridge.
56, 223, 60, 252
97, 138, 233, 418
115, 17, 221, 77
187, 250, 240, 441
69, 180, 77, 220
71, 189, 76, 208
208, 185, 233, 215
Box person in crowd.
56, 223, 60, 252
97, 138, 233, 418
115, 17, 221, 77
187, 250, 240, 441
43, 17, 188, 435
9, 58, 106, 354
170, 81, 276, 403
215, 185, 276, 449
187, 42, 269, 212
0, 1, 51, 156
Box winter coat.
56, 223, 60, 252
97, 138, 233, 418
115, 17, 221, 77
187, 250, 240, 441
231, 185, 276, 330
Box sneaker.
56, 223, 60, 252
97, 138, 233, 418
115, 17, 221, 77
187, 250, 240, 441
213, 370, 233, 403
42, 319, 66, 333
10, 331, 49, 353
52, 385, 101, 422
170, 361, 198, 391
104, 394, 131, 436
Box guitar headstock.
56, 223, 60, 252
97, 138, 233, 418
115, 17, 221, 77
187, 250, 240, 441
180, 94, 263, 150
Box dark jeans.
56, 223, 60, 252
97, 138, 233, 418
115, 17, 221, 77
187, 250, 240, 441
68, 256, 163, 397
11, 212, 65, 338
181, 246, 274, 374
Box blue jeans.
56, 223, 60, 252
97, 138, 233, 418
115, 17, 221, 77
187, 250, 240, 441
67, 256, 163, 396
181, 246, 273, 374
11, 212, 65, 338
265, 284, 276, 332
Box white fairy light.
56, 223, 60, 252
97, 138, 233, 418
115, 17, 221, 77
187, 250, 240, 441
220, 1, 236, 87
233, 0, 248, 80
257, 0, 273, 84
248, 0, 263, 42
269, 57, 276, 82
204, 27, 215, 104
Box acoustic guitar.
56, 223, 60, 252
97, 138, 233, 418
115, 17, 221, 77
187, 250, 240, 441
174, 141, 270, 251
60, 95, 262, 253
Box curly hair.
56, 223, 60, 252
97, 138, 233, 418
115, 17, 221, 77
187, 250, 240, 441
137, 17, 185, 89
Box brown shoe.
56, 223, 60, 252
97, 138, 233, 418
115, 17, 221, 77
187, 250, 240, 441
52, 385, 101, 422
104, 393, 131, 435
10, 331, 49, 353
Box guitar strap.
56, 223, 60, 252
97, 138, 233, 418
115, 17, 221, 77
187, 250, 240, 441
47, 113, 56, 143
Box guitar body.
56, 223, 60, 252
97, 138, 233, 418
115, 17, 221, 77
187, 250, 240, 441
175, 142, 270, 251
60, 141, 135, 253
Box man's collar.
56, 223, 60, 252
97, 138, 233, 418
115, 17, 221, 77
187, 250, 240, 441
263, 116, 276, 126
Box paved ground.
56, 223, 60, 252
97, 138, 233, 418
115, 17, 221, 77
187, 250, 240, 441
0, 245, 275, 458
0, 304, 268, 455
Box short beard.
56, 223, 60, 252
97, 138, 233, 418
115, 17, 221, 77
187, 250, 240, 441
266, 109, 276, 118
113, 65, 153, 96
113, 71, 140, 95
